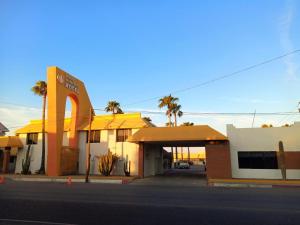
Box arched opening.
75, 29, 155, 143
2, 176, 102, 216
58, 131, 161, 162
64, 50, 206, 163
63, 95, 79, 148
59, 94, 79, 175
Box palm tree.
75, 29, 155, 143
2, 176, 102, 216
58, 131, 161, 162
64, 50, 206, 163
142, 117, 152, 122
158, 95, 178, 127
170, 103, 183, 161
180, 122, 194, 162
158, 95, 178, 167
105, 101, 123, 114
171, 103, 183, 127
31, 81, 47, 174
165, 122, 174, 127
181, 122, 194, 126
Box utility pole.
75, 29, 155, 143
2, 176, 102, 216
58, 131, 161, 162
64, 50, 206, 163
85, 107, 93, 183
251, 109, 256, 128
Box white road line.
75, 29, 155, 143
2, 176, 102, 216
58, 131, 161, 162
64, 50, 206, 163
0, 218, 77, 225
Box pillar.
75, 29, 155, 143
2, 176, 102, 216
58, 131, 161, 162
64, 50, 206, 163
2, 148, 10, 173
138, 143, 144, 178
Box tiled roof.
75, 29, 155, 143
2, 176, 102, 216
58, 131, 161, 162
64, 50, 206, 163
15, 113, 153, 134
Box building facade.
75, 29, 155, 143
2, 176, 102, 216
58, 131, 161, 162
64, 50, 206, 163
15, 113, 163, 177
227, 122, 300, 180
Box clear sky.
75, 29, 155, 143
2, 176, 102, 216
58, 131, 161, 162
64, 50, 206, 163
0, 0, 300, 134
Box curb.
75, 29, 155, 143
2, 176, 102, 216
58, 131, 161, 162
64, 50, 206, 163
6, 177, 127, 184
209, 182, 300, 188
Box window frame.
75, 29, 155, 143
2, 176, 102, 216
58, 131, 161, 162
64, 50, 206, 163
116, 129, 132, 142
86, 130, 101, 143
238, 151, 278, 169
26, 133, 38, 145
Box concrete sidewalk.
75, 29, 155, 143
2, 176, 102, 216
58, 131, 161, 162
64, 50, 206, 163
208, 178, 300, 188
0, 174, 137, 184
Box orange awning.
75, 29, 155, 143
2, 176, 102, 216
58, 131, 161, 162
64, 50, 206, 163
128, 125, 227, 143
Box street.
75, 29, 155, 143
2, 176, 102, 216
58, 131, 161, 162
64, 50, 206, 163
1, 178, 300, 225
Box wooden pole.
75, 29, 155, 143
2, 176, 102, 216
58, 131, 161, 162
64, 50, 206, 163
85, 107, 93, 183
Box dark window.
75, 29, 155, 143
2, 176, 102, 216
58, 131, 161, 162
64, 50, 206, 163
238, 151, 278, 169
26, 133, 38, 145
86, 130, 100, 143
116, 129, 132, 142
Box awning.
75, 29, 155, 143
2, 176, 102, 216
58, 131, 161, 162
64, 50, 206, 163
128, 125, 227, 146
0, 136, 23, 148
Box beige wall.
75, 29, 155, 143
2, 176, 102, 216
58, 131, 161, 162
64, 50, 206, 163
14, 129, 167, 178
78, 129, 140, 176
15, 133, 49, 174
227, 122, 300, 179
144, 145, 163, 177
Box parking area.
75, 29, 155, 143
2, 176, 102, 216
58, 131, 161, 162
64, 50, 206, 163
131, 165, 207, 187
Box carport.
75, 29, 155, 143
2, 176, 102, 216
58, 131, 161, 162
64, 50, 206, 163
128, 125, 232, 179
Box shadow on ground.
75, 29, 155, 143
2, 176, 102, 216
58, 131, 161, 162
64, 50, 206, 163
131, 165, 207, 187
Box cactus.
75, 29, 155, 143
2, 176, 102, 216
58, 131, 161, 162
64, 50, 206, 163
278, 141, 286, 180
97, 150, 118, 176
124, 155, 131, 177
21, 145, 32, 175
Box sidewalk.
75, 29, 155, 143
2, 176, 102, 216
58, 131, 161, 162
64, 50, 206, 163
1, 174, 137, 184
208, 178, 300, 188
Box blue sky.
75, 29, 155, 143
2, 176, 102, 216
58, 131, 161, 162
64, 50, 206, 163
0, 0, 299, 134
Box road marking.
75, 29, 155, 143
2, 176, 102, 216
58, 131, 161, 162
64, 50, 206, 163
0, 218, 77, 225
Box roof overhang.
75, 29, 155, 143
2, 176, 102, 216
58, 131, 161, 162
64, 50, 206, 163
128, 125, 227, 147
0, 136, 23, 148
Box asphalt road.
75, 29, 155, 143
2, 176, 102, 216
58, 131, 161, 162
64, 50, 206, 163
0, 180, 300, 225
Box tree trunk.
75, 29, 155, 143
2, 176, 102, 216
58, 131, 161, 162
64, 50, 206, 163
171, 147, 174, 168
38, 94, 46, 174
174, 113, 177, 127
168, 114, 171, 127
174, 113, 178, 161
181, 147, 183, 160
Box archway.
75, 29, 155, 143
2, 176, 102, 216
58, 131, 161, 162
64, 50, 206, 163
47, 67, 93, 176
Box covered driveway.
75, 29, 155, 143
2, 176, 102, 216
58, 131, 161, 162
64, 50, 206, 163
128, 125, 232, 180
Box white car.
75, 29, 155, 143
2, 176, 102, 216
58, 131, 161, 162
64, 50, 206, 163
178, 162, 190, 169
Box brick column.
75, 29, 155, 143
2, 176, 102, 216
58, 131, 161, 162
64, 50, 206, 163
138, 143, 144, 178
205, 141, 232, 179
2, 148, 11, 174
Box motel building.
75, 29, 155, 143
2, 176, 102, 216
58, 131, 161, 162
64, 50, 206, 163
0, 66, 300, 181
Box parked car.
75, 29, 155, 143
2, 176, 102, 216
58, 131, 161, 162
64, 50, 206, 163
178, 161, 190, 169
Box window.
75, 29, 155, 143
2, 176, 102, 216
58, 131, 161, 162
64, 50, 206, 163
86, 130, 100, 143
238, 151, 278, 169
116, 129, 132, 142
26, 133, 38, 145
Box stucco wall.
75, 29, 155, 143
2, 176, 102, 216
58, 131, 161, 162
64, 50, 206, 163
144, 144, 163, 177
78, 129, 140, 176
227, 122, 300, 179
15, 133, 49, 174
15, 132, 70, 174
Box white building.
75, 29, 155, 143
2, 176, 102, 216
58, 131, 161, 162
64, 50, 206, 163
227, 122, 300, 180
15, 113, 163, 177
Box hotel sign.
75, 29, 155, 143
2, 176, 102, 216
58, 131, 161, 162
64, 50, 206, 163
56, 74, 79, 94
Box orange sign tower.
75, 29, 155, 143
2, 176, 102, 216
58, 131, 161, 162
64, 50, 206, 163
47, 67, 93, 176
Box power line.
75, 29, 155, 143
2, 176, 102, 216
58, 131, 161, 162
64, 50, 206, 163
123, 49, 300, 107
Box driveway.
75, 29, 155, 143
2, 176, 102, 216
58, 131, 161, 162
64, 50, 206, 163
131, 165, 207, 186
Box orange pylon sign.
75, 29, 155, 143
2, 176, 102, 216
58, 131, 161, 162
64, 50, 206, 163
67, 176, 72, 185
0, 176, 5, 184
